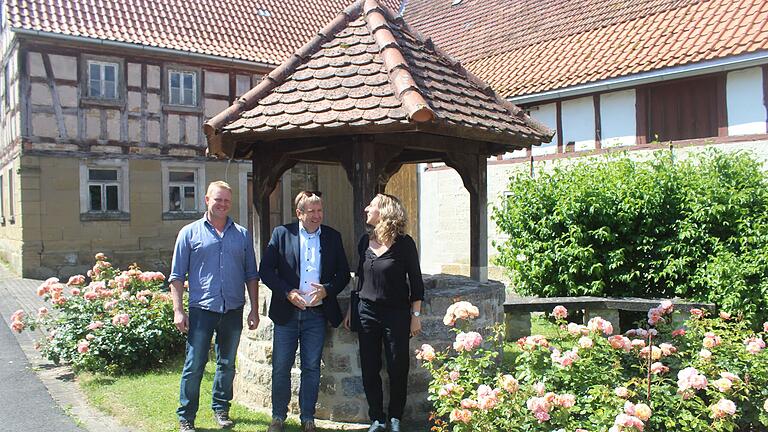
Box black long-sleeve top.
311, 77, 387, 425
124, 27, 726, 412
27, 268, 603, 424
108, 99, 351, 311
356, 233, 425, 309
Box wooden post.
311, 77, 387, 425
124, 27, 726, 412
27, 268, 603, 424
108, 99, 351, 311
251, 152, 296, 263
350, 137, 378, 243
445, 152, 488, 283
335, 136, 404, 244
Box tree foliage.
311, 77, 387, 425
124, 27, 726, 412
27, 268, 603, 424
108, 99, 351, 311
492, 150, 768, 324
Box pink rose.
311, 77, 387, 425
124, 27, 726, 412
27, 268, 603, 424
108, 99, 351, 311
552, 305, 568, 320
763, 322, 768, 333
650, 362, 669, 374
416, 344, 436, 362
713, 378, 733, 393
449, 370, 460, 381
578, 336, 593, 349
587, 317, 613, 335
500, 375, 519, 393
95, 252, 106, 261
87, 321, 104, 330
672, 328, 686, 337
67, 275, 86, 286
37, 306, 49, 317
460, 398, 478, 409
555, 393, 576, 408
83, 291, 98, 301
614, 387, 629, 398
443, 301, 480, 326
70, 288, 81, 296
699, 349, 712, 360
11, 320, 25, 333
690, 308, 704, 319
112, 313, 130, 326
453, 332, 483, 352
10, 309, 25, 322
711, 399, 736, 419
76, 339, 90, 353
608, 335, 631, 351
635, 403, 652, 421
449, 408, 472, 424
677, 367, 708, 391
719, 311, 731, 320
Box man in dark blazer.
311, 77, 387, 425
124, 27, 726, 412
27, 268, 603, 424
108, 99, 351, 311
260, 191, 350, 432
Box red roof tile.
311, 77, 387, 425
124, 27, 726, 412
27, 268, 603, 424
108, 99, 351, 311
205, 0, 552, 155
5, 0, 402, 66
403, 0, 768, 98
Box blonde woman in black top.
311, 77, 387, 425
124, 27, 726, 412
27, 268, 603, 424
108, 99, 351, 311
344, 193, 424, 432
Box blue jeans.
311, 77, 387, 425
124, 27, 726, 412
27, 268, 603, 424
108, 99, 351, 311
272, 308, 327, 423
177, 307, 243, 422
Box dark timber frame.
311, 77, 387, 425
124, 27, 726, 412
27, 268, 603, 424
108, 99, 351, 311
232, 130, 493, 281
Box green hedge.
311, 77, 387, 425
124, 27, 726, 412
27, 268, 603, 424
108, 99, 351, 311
492, 150, 768, 324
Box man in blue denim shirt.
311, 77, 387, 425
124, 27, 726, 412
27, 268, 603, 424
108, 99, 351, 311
169, 181, 259, 432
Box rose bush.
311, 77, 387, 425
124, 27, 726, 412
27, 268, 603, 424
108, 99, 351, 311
10, 254, 185, 374
420, 301, 768, 431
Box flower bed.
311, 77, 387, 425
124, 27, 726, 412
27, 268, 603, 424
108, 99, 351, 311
9, 254, 185, 374
420, 300, 768, 431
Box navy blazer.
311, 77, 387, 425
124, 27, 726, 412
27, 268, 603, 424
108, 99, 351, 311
259, 222, 350, 327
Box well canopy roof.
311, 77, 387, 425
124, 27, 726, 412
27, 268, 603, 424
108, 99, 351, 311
204, 0, 552, 158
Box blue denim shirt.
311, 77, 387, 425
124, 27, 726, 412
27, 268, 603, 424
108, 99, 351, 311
169, 216, 259, 313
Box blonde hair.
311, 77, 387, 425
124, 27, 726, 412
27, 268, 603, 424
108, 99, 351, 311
294, 191, 322, 212
206, 181, 232, 196
372, 193, 407, 245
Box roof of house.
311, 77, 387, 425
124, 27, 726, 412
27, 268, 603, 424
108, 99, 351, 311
204, 0, 552, 157
402, 0, 768, 98
4, 0, 400, 66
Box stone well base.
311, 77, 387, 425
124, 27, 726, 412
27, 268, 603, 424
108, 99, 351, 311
233, 274, 504, 423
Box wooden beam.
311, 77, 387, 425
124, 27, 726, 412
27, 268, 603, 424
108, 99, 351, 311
763, 65, 768, 134
716, 73, 728, 138
636, 88, 648, 145
556, 101, 563, 153
444, 152, 488, 282
251, 152, 297, 262
41, 53, 67, 138
594, 94, 602, 150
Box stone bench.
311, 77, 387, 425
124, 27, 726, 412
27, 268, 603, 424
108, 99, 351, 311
503, 295, 715, 341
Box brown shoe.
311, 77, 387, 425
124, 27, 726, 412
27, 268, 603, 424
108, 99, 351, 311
302, 420, 317, 432
267, 418, 285, 432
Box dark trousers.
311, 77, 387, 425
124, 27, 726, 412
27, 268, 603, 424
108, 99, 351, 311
357, 300, 411, 422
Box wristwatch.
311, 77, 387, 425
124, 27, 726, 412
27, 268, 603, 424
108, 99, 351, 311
412, 311, 421, 317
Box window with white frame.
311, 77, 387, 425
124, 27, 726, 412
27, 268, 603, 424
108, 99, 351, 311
87, 61, 119, 99
168, 171, 198, 212
168, 70, 197, 106
87, 168, 121, 212
162, 163, 205, 217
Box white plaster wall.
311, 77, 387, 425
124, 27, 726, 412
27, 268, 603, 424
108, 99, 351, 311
727, 67, 767, 136
561, 96, 596, 151
600, 89, 637, 147
418, 166, 470, 275
529, 102, 558, 156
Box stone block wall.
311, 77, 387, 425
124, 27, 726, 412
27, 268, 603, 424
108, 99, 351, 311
234, 274, 505, 424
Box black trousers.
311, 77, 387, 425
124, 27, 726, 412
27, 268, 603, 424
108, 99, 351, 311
357, 299, 411, 422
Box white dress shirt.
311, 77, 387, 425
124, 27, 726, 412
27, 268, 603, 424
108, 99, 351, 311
299, 222, 322, 306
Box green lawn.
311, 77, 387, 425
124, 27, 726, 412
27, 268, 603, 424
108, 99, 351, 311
78, 356, 347, 432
